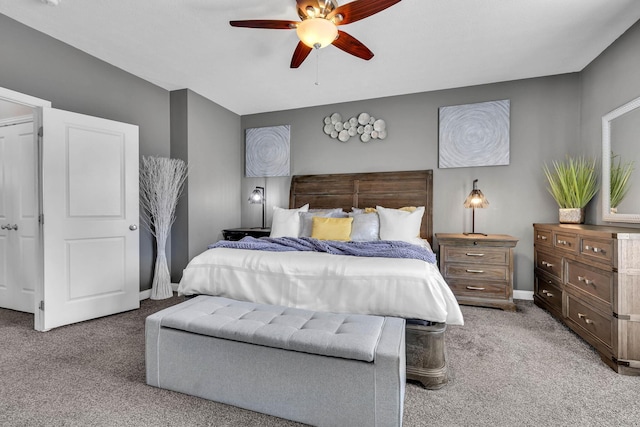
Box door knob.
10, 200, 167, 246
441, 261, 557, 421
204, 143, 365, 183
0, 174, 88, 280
10, 224, 18, 230
129, 224, 138, 231
0, 224, 7, 230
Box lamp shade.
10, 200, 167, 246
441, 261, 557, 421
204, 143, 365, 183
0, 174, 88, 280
463, 179, 489, 208
296, 18, 338, 49
249, 187, 265, 204
249, 186, 266, 229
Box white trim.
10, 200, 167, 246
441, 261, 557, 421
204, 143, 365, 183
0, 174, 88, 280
139, 283, 180, 301
602, 94, 640, 223
0, 87, 51, 108
0, 115, 34, 127
141, 287, 535, 302
513, 290, 534, 301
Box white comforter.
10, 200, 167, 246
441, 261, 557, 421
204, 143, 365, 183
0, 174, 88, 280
178, 248, 464, 325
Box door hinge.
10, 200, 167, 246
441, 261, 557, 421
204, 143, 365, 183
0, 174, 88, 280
612, 357, 630, 367
38, 126, 43, 137
39, 301, 44, 311
38, 214, 44, 225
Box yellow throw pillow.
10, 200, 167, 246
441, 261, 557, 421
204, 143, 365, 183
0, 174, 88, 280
363, 206, 417, 213
311, 217, 353, 241
399, 206, 417, 212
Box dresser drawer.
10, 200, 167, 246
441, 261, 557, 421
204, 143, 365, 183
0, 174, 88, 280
535, 272, 563, 313
554, 232, 578, 253
566, 294, 613, 348
534, 227, 553, 248
443, 246, 508, 265
443, 264, 508, 281
446, 280, 508, 299
535, 249, 563, 280
580, 237, 614, 266
566, 260, 613, 304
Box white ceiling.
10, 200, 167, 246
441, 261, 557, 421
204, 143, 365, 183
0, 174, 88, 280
1, 0, 640, 115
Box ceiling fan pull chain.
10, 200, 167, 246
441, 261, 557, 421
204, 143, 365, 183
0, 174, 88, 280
315, 48, 320, 86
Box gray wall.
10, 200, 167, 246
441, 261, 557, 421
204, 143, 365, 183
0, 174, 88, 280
0, 14, 171, 291
240, 18, 640, 294
581, 20, 640, 225
241, 74, 583, 293
3, 10, 638, 294
170, 89, 242, 282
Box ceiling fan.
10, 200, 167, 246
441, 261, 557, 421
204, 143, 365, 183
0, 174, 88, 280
230, 0, 402, 68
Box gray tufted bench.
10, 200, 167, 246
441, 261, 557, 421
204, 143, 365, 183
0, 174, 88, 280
146, 295, 406, 426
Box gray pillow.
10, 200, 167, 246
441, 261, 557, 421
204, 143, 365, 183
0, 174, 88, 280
299, 209, 346, 237
349, 212, 380, 241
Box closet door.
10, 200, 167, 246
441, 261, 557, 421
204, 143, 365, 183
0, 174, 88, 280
36, 108, 140, 331
0, 121, 37, 313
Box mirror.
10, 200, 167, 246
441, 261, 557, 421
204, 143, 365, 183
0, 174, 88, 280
602, 95, 640, 223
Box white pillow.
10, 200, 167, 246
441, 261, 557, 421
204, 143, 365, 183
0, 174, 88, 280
270, 204, 309, 238
376, 205, 425, 244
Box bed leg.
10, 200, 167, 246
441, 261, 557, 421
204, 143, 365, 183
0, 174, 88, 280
405, 322, 448, 389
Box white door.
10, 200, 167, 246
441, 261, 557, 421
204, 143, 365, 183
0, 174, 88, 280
35, 108, 140, 331
0, 121, 38, 313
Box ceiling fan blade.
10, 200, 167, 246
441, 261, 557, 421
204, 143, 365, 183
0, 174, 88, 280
329, 0, 401, 25
291, 42, 313, 68
333, 30, 374, 60
230, 20, 297, 30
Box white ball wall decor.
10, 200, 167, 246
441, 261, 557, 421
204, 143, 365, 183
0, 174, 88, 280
323, 113, 388, 143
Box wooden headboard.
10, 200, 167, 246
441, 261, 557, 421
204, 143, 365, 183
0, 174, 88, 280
289, 170, 434, 245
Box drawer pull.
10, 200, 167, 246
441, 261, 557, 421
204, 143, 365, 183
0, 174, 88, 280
465, 269, 485, 273
541, 261, 554, 267
577, 276, 595, 286
537, 235, 548, 240
577, 312, 594, 325
542, 289, 554, 298
557, 239, 568, 245
466, 286, 486, 291
584, 245, 603, 254
465, 253, 485, 257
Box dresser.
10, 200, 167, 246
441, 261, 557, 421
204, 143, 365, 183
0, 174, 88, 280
533, 223, 640, 375
222, 228, 271, 241
436, 233, 518, 311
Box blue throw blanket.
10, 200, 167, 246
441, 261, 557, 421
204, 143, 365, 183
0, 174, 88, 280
208, 237, 437, 264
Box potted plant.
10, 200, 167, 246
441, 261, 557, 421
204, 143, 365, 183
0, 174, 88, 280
610, 152, 634, 213
543, 156, 598, 224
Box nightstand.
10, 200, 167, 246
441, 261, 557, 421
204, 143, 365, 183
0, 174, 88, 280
436, 233, 518, 311
222, 228, 271, 241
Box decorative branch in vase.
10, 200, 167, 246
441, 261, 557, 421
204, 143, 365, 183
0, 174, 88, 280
140, 156, 188, 300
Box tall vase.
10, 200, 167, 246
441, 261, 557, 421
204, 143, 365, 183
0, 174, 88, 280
150, 234, 172, 300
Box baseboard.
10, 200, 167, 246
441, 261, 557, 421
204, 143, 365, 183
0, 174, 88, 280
513, 290, 534, 301
141, 287, 534, 302
139, 283, 180, 301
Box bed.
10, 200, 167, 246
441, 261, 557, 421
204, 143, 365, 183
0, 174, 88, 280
178, 170, 463, 389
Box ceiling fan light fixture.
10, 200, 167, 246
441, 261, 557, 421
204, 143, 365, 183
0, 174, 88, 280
296, 18, 338, 49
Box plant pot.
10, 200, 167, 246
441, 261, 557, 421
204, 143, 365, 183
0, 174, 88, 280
559, 208, 584, 224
